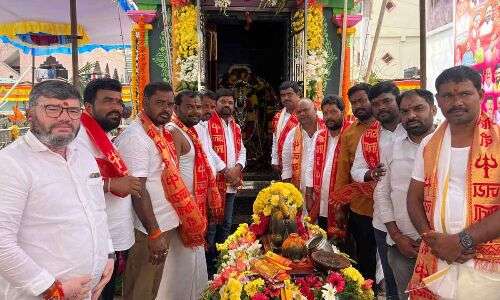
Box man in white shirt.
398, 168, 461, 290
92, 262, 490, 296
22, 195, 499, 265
282, 98, 323, 195
205, 88, 246, 276
305, 95, 345, 228
77, 78, 141, 300
194, 89, 226, 175
271, 81, 300, 173
122, 82, 180, 300
407, 66, 500, 300
350, 81, 405, 298
0, 80, 114, 300
374, 89, 436, 299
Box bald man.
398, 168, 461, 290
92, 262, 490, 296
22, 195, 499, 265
281, 99, 324, 195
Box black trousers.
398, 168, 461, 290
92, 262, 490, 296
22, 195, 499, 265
347, 210, 377, 281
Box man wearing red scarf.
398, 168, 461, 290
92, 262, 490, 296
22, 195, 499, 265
205, 88, 246, 276
282, 99, 324, 194
77, 78, 140, 299
271, 81, 300, 173
304, 95, 345, 229
157, 90, 223, 300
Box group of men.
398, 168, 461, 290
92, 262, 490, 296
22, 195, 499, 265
0, 80, 245, 300
274, 66, 500, 299
0, 64, 498, 300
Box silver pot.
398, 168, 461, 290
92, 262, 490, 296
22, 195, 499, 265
306, 235, 334, 254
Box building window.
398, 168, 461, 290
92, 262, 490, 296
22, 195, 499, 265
382, 53, 394, 64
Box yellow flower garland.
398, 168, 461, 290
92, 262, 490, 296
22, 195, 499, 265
172, 4, 199, 89
130, 28, 138, 116
292, 4, 324, 51
253, 182, 303, 218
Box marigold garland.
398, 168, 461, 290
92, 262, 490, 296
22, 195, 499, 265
172, 4, 199, 90
292, 4, 327, 104
130, 28, 138, 116
137, 19, 147, 111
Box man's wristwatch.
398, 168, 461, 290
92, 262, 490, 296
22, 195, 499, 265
108, 252, 117, 260
458, 231, 474, 251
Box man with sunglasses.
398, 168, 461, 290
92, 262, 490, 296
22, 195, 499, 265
0, 80, 114, 299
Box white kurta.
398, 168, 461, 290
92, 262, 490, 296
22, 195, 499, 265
76, 128, 135, 251
156, 123, 208, 300
412, 128, 500, 299
0, 131, 112, 299
305, 131, 339, 217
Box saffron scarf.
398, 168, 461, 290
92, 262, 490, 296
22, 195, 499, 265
409, 113, 500, 300
172, 118, 224, 225
208, 112, 242, 197
139, 112, 207, 247
80, 112, 128, 196
361, 121, 381, 169
291, 118, 325, 189
274, 108, 299, 166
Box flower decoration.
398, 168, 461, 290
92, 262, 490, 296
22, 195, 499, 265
172, 4, 199, 90
253, 182, 303, 218
203, 182, 374, 300
9, 125, 20, 141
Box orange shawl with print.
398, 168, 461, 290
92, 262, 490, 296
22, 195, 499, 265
310, 128, 343, 226
291, 118, 325, 189
408, 113, 500, 300
208, 112, 242, 197
139, 112, 207, 247
173, 118, 224, 225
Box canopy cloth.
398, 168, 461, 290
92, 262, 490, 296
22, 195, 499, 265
0, 0, 136, 55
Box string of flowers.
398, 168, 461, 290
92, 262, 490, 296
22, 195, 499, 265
137, 18, 147, 111
292, 4, 328, 103
130, 28, 138, 116
172, 4, 199, 91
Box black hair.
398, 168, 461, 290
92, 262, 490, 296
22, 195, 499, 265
174, 90, 198, 105
200, 89, 217, 101
347, 83, 372, 98
397, 89, 435, 106
368, 80, 400, 101
216, 88, 234, 101
321, 94, 344, 111
29, 80, 81, 106
435, 65, 482, 93
83, 78, 121, 104
279, 81, 301, 94
144, 82, 173, 100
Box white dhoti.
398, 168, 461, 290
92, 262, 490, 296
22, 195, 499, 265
155, 229, 208, 300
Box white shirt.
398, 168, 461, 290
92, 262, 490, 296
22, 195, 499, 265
216, 118, 247, 194
305, 131, 340, 218
271, 109, 291, 165
374, 133, 421, 245
412, 132, 472, 271
412, 136, 469, 236
350, 123, 406, 231
0, 131, 112, 299
76, 129, 135, 251
194, 121, 226, 176
118, 120, 180, 234
281, 126, 315, 194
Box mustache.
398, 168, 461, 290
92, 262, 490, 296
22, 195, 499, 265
447, 107, 467, 114
50, 120, 75, 129
106, 110, 122, 118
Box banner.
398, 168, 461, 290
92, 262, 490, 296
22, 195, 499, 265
454, 0, 499, 123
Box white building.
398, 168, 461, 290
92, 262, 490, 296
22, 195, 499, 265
352, 0, 421, 81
